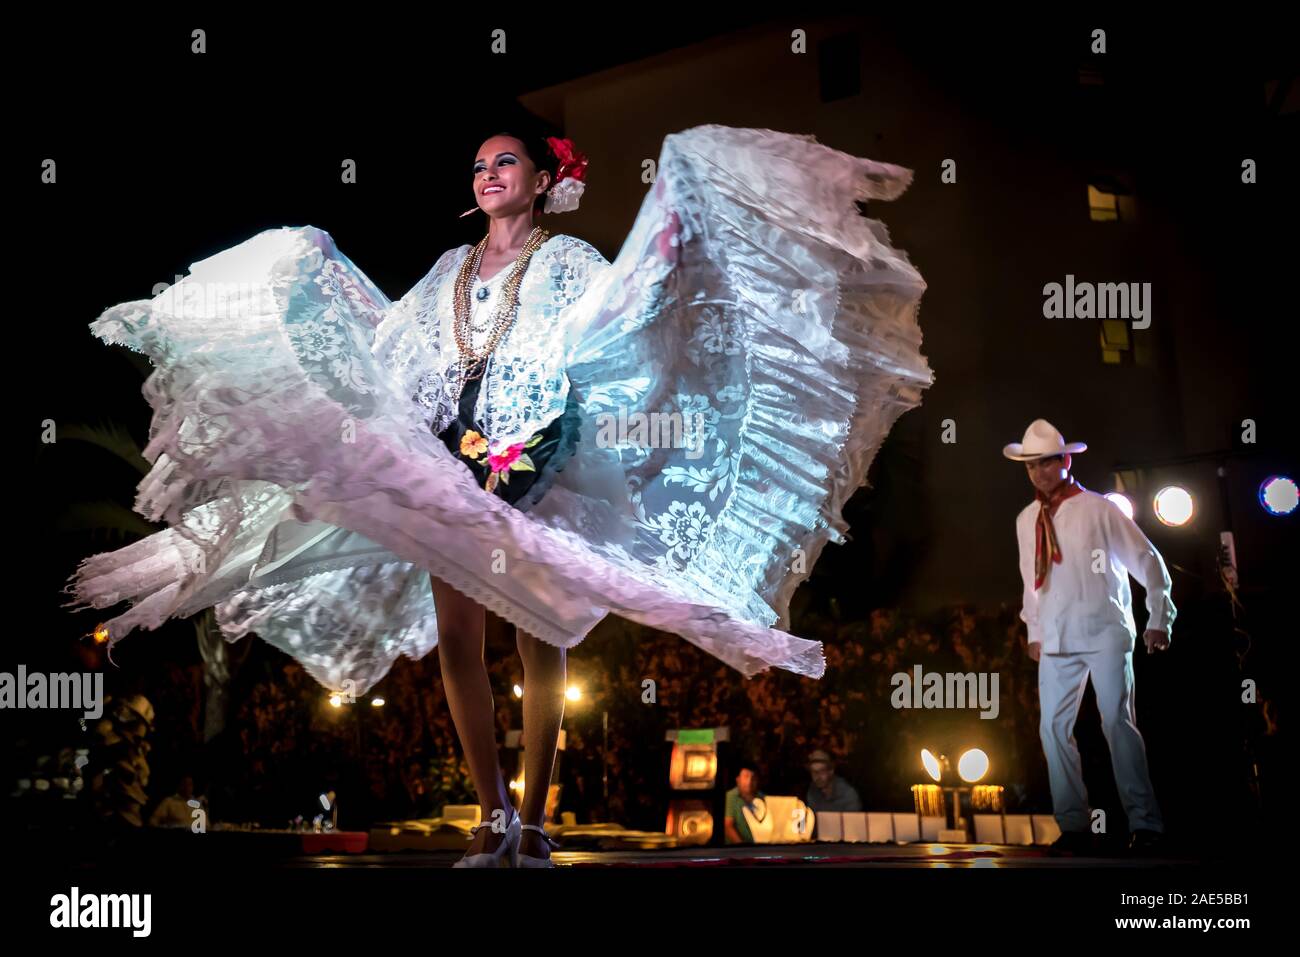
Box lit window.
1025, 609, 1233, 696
1088, 173, 1137, 222
1089, 184, 1119, 222
1100, 318, 1131, 365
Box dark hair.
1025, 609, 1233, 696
481, 126, 560, 214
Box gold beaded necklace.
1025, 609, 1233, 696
451, 226, 549, 387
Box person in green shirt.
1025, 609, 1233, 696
723, 763, 766, 844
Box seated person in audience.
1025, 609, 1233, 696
724, 763, 766, 844
148, 774, 208, 828
805, 750, 862, 813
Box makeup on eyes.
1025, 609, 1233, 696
473, 152, 518, 174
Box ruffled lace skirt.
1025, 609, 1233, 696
64, 125, 933, 695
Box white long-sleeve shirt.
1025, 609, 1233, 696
1016, 489, 1176, 654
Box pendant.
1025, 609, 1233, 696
476, 285, 491, 301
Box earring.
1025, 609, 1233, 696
458, 206, 481, 218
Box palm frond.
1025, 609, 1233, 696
54, 421, 150, 477
114, 347, 154, 380
55, 501, 158, 542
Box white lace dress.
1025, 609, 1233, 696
65, 125, 934, 696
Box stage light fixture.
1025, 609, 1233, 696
921, 749, 942, 783
957, 749, 989, 783
1260, 476, 1297, 516
1153, 486, 1194, 526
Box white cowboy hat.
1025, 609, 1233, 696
1002, 418, 1087, 461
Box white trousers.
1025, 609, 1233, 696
1038, 648, 1163, 834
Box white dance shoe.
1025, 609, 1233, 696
516, 823, 561, 868
452, 808, 521, 868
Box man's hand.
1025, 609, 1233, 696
1143, 629, 1170, 653
1028, 641, 1041, 662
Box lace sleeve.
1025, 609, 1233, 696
373, 244, 469, 433
477, 235, 611, 450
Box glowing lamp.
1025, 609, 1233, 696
921, 749, 942, 783
1260, 476, 1297, 516
957, 749, 990, 783
1153, 486, 1194, 526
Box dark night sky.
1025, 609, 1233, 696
13, 11, 1296, 670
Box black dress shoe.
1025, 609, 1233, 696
1047, 831, 1096, 856
1127, 829, 1167, 855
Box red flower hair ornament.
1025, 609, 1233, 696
542, 136, 588, 214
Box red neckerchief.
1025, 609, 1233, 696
1034, 476, 1085, 590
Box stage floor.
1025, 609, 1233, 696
285, 841, 1190, 868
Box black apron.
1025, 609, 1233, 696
435, 372, 582, 514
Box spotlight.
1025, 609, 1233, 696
957, 749, 990, 783
1153, 486, 1194, 526
1104, 492, 1134, 520
370, 696, 384, 707
566, 685, 582, 702
1260, 476, 1297, 516
328, 694, 343, 708
512, 684, 524, 698
921, 749, 942, 783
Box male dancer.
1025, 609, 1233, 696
1005, 419, 1174, 854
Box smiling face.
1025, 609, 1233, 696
1025, 452, 1071, 497
473, 135, 551, 218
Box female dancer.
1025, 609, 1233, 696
66, 122, 934, 867
436, 129, 596, 866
